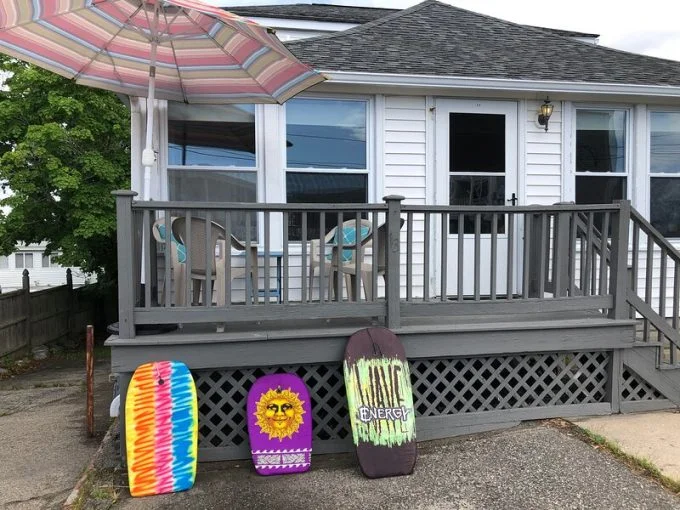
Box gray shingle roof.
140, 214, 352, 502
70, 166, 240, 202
228, 4, 398, 24
286, 0, 680, 87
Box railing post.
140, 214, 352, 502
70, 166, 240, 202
609, 200, 630, 320
22, 269, 31, 351
66, 268, 74, 343
383, 195, 404, 329
528, 213, 542, 298
113, 190, 138, 339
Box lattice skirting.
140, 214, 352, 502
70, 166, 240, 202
193, 351, 610, 459
621, 367, 664, 402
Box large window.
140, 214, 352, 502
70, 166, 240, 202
575, 109, 628, 205
167, 102, 258, 241
649, 111, 680, 237
285, 98, 369, 240
0, 256, 8, 269
15, 253, 33, 269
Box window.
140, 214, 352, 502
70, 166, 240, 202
0, 256, 7, 269
575, 109, 628, 205
649, 111, 680, 237
167, 102, 258, 241
15, 253, 33, 269
285, 98, 369, 240
448, 113, 506, 234
42, 254, 54, 268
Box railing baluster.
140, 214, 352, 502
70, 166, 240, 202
204, 211, 212, 307
263, 211, 270, 306
407, 212, 413, 302
457, 214, 464, 302
355, 212, 362, 302
161, 211, 169, 308
673, 261, 679, 365
538, 213, 547, 297
319, 212, 325, 304
490, 213, 497, 300
184, 210, 192, 307
644, 232, 654, 343
569, 212, 577, 297
584, 212, 594, 296
142, 209, 151, 308
423, 212, 430, 301
283, 211, 289, 305
599, 212, 610, 296
371, 210, 378, 302
336, 212, 343, 302
245, 213, 252, 306
631, 222, 640, 318
506, 213, 514, 300
301, 212, 307, 303
224, 211, 232, 306
474, 213, 481, 301
441, 212, 448, 302
522, 213, 531, 299
659, 248, 667, 351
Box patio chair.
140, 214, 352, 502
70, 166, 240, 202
151, 216, 186, 306
334, 218, 405, 301
171, 216, 248, 306
309, 219, 372, 301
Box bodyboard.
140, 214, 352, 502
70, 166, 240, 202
344, 327, 417, 478
125, 360, 198, 497
247, 373, 312, 475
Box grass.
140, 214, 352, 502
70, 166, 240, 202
70, 468, 120, 510
548, 418, 680, 496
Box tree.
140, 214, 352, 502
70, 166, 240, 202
0, 56, 130, 281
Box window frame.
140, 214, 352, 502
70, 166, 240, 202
282, 94, 375, 244
568, 104, 633, 203
648, 106, 680, 238
15, 252, 34, 269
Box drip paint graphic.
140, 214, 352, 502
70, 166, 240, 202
344, 357, 415, 447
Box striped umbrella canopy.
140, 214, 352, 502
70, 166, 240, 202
0, 0, 326, 202
0, 0, 325, 104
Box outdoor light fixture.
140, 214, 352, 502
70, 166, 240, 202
538, 97, 554, 132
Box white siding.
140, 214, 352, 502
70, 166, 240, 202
525, 100, 563, 205
384, 96, 428, 298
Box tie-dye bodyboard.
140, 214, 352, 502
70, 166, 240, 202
125, 360, 198, 497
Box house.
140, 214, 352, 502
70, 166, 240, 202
0, 243, 90, 293
109, 1, 680, 463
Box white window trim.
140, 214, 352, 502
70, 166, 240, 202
565, 103, 634, 204
647, 106, 680, 236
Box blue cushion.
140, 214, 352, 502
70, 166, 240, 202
156, 224, 186, 263
326, 225, 370, 262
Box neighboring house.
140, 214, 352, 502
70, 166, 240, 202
0, 244, 90, 292
128, 0, 680, 300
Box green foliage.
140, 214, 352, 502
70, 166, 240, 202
0, 56, 130, 280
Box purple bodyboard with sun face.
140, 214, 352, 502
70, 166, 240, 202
247, 373, 312, 475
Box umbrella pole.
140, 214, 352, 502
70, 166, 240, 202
140, 2, 160, 289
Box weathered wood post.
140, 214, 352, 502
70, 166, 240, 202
113, 190, 138, 339
86, 324, 95, 437
552, 203, 574, 298
384, 195, 404, 329
22, 269, 31, 351
609, 200, 631, 320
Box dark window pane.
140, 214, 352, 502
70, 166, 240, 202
449, 176, 505, 234
575, 176, 626, 205
286, 99, 367, 169
287, 172, 367, 240
168, 103, 256, 167
651, 178, 680, 237
450, 113, 504, 173
168, 170, 257, 241
576, 110, 626, 173
650, 112, 680, 174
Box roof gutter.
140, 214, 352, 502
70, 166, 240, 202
322, 71, 680, 98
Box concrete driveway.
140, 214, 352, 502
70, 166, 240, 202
106, 422, 680, 510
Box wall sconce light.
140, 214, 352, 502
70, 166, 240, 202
538, 97, 554, 132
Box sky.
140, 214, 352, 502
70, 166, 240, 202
209, 0, 680, 62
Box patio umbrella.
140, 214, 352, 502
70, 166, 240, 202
0, 0, 325, 200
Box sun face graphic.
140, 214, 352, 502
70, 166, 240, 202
254, 387, 305, 441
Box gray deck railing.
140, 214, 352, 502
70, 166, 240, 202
113, 191, 631, 339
